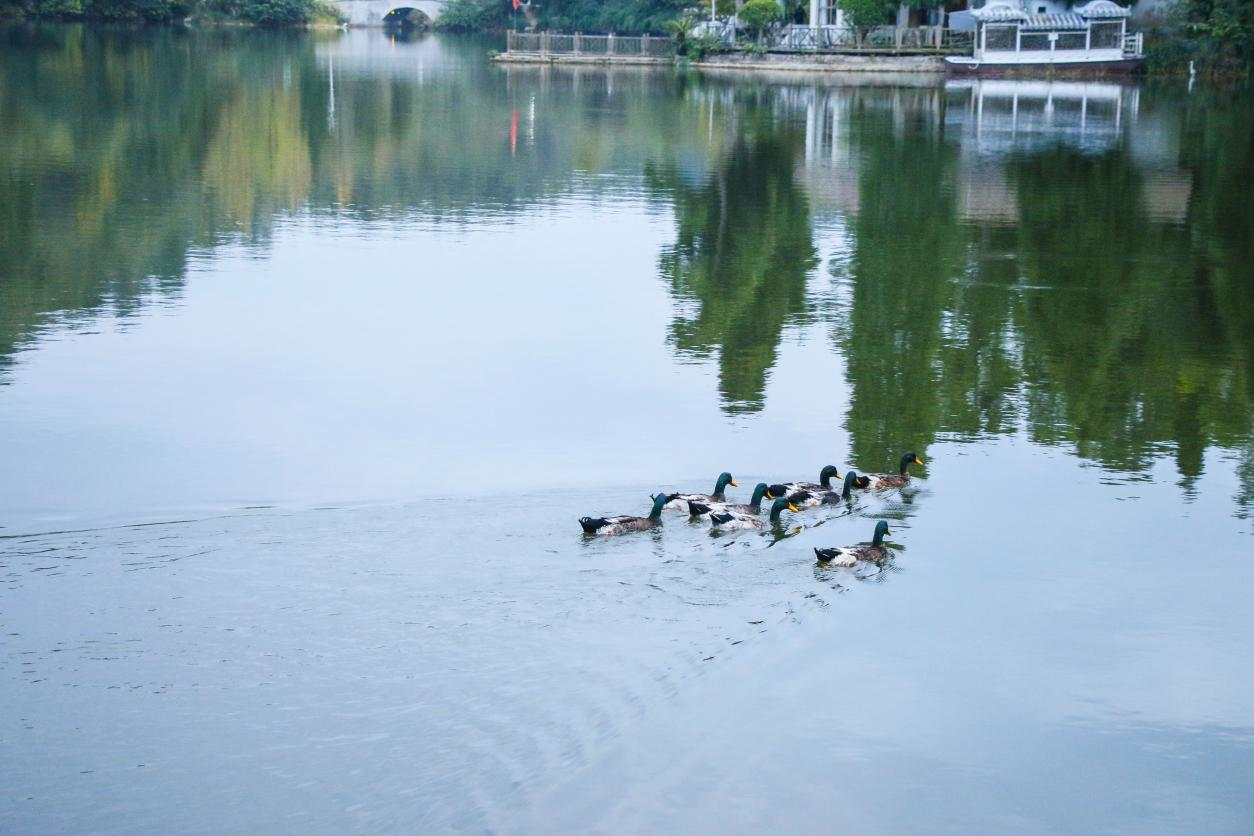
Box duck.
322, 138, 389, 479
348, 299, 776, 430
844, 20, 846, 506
663, 472, 737, 510
687, 482, 774, 517
865, 452, 924, 490
814, 520, 894, 566
579, 492, 668, 536
710, 497, 799, 531
789, 470, 867, 507
780, 465, 842, 495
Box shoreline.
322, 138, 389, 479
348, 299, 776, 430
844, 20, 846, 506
491, 52, 947, 74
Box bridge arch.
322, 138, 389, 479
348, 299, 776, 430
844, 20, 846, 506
333, 0, 446, 26
383, 6, 432, 28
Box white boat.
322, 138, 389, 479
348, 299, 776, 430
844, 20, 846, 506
945, 0, 1144, 77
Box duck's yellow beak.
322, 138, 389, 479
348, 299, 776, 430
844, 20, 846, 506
915, 455, 925, 465
788, 502, 799, 513
729, 479, 738, 487
885, 528, 892, 536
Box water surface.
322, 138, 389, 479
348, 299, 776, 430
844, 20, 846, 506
1, 25, 1252, 834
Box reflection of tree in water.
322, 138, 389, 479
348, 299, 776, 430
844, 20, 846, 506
1007, 146, 1251, 493
0, 26, 317, 378
835, 89, 1254, 509
0, 27, 712, 381
842, 106, 957, 470
651, 122, 816, 414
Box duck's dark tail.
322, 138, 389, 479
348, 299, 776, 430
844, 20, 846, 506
687, 501, 712, 517
814, 547, 836, 562
710, 513, 735, 526
579, 517, 608, 534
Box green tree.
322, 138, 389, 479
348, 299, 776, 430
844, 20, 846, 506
839, 0, 895, 43
737, 0, 783, 42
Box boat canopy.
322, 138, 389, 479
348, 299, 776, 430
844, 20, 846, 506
959, 0, 1142, 62
1021, 14, 1086, 31
1073, 0, 1132, 18
971, 0, 1132, 23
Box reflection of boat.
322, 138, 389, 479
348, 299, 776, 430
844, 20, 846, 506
945, 78, 1137, 155
945, 1, 1144, 77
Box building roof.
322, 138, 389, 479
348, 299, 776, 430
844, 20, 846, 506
970, 3, 1026, 22
1075, 0, 1132, 18
971, 0, 1132, 23
1021, 13, 1087, 30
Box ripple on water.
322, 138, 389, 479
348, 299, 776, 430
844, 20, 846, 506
0, 486, 914, 831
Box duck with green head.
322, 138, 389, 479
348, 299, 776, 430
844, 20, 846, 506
663, 472, 737, 511
866, 452, 924, 490
790, 470, 868, 508
687, 482, 773, 518
814, 520, 894, 566
780, 465, 842, 508
579, 492, 668, 536
780, 465, 842, 495
709, 496, 799, 530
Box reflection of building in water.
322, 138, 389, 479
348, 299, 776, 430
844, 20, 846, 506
792, 85, 945, 222
945, 79, 1191, 225
704, 77, 1193, 231
946, 78, 1137, 155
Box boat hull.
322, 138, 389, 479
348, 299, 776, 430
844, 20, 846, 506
944, 56, 1144, 77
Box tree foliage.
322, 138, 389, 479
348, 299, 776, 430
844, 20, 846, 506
838, 0, 895, 34
0, 0, 324, 23
434, 0, 508, 32
737, 0, 782, 38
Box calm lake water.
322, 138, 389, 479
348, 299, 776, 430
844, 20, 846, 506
2, 24, 1253, 834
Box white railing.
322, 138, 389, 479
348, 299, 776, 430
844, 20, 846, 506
506, 31, 674, 58
504, 25, 975, 58
1123, 32, 1144, 57
692, 20, 737, 46
776, 24, 973, 52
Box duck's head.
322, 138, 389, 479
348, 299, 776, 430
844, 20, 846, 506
841, 470, 861, 498
819, 464, 841, 487
769, 496, 800, 520
872, 519, 892, 546
715, 471, 737, 491
749, 482, 771, 505
900, 451, 924, 474
648, 492, 670, 517
765, 483, 791, 500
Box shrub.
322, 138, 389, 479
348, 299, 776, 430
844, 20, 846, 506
737, 0, 781, 40
839, 0, 896, 42
688, 30, 728, 60
435, 0, 507, 31
238, 0, 314, 24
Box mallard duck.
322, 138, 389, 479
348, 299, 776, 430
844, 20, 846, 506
663, 472, 737, 510
789, 470, 868, 507
579, 492, 668, 536
780, 465, 841, 495
814, 520, 893, 566
687, 482, 772, 517
710, 497, 799, 530
866, 452, 924, 490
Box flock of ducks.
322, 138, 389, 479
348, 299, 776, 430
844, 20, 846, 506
578, 452, 925, 567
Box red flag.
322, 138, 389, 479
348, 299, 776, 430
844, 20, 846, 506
512, 0, 520, 10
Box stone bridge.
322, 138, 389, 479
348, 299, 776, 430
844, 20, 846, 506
333, 0, 446, 26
